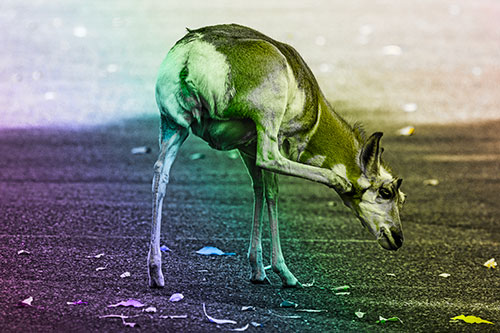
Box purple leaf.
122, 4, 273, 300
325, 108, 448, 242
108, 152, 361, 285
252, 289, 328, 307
108, 299, 145, 308
160, 245, 171, 252
169, 293, 184, 302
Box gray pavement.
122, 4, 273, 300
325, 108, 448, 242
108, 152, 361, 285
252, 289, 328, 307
1, 0, 499, 332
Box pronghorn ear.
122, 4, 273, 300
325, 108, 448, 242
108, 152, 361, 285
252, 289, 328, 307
395, 178, 403, 189
360, 132, 383, 176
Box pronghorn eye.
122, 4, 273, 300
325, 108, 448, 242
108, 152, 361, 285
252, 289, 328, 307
379, 188, 392, 200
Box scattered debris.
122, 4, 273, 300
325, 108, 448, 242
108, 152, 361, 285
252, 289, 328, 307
196, 246, 235, 256
439, 273, 451, 278
44, 91, 56, 100
376, 316, 403, 324
143, 306, 157, 313
95, 266, 106, 271
333, 285, 350, 292
159, 314, 188, 319
483, 258, 497, 269
106, 64, 118, 73
202, 303, 237, 325
355, 310, 366, 319
280, 300, 298, 308
87, 253, 105, 259
295, 309, 327, 313
264, 265, 271, 270
302, 278, 315, 287
108, 299, 145, 308
160, 245, 171, 252
131, 146, 151, 155
315, 36, 326, 46
250, 321, 262, 327
423, 179, 439, 186
450, 315, 493, 325
189, 153, 205, 160
403, 103, 418, 113
397, 126, 415, 136
120, 272, 131, 278
386, 273, 396, 277
382, 45, 402, 56
73, 26, 87, 38
18, 296, 33, 307
17, 250, 31, 255
228, 323, 250, 331
335, 292, 351, 296
241, 306, 256, 311
99, 314, 137, 327
169, 293, 184, 302
269, 311, 301, 319
471, 66, 482, 77
67, 300, 87, 305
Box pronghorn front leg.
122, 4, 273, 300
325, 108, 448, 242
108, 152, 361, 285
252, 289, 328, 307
255, 124, 351, 192
148, 122, 189, 288
263, 171, 300, 287
240, 151, 267, 284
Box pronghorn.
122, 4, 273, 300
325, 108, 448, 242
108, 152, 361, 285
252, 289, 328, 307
149, 24, 405, 288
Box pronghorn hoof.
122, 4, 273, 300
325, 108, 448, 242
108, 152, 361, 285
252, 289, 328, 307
282, 280, 302, 288
148, 266, 165, 288
250, 276, 270, 285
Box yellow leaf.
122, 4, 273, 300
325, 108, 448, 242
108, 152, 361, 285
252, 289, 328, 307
483, 258, 497, 269
451, 315, 494, 325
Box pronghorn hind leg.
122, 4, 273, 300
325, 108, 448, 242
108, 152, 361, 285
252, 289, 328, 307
263, 170, 301, 288
239, 151, 268, 284
148, 120, 189, 288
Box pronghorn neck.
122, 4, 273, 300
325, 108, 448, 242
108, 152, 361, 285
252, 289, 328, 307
299, 96, 363, 191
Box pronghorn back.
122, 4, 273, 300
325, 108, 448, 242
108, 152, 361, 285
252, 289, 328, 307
155, 24, 325, 149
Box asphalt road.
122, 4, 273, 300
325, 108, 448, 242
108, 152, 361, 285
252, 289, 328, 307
1, 0, 499, 332
0, 117, 499, 332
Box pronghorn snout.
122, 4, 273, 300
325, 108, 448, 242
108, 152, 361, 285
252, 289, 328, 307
378, 226, 404, 251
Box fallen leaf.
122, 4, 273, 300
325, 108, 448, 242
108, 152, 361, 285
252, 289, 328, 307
302, 278, 315, 287
196, 246, 235, 256
95, 266, 106, 271
333, 285, 350, 292
439, 273, 451, 278
376, 316, 403, 324
143, 306, 157, 313
159, 314, 188, 319
99, 314, 137, 327
483, 258, 497, 269
120, 271, 131, 278
229, 324, 250, 331
397, 126, 415, 136
335, 292, 351, 296
189, 153, 205, 160
251, 321, 262, 327
450, 315, 493, 324
280, 300, 298, 308
131, 146, 151, 155
386, 273, 396, 277
423, 179, 439, 186
202, 303, 237, 325
17, 250, 31, 255
87, 253, 104, 259
160, 245, 171, 252
382, 45, 402, 56
264, 265, 271, 270
355, 310, 366, 318
18, 296, 33, 307
241, 306, 256, 311
67, 300, 87, 305
295, 309, 327, 313
108, 299, 145, 308
403, 103, 418, 113
169, 293, 184, 302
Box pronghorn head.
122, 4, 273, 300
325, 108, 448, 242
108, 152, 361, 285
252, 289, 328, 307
341, 132, 406, 251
